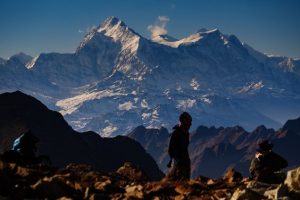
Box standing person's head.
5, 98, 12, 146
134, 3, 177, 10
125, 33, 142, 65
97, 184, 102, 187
179, 112, 192, 131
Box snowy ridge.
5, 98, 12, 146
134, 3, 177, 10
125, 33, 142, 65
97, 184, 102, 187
56, 89, 126, 115
9, 52, 33, 65
237, 81, 264, 94
151, 28, 222, 48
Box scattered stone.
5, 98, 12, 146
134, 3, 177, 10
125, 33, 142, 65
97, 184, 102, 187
94, 179, 112, 192
174, 194, 186, 200
213, 188, 232, 199
231, 188, 265, 200
175, 183, 193, 196
145, 180, 176, 197
57, 197, 73, 200
207, 179, 215, 185
125, 184, 144, 199
1, 159, 299, 199
284, 166, 300, 194
117, 162, 149, 183
31, 175, 78, 199
188, 179, 207, 191
264, 184, 289, 199
223, 168, 243, 183
246, 180, 278, 195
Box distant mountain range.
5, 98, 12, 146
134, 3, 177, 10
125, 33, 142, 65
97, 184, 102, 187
1, 16, 300, 136
127, 117, 300, 178
0, 91, 163, 180
0, 91, 299, 181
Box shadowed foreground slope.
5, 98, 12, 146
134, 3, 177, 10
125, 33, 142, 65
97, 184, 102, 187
0, 91, 164, 180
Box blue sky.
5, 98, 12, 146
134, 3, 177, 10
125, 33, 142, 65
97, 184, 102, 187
1, 0, 300, 59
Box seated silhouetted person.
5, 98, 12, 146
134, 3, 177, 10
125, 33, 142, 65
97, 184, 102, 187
249, 139, 288, 184
166, 112, 192, 181
12, 130, 39, 164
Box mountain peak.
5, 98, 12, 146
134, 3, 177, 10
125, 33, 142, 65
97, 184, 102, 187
9, 52, 33, 65
102, 16, 125, 28
254, 125, 267, 132
197, 28, 209, 33
97, 16, 135, 36
152, 28, 222, 48
198, 28, 220, 34
282, 117, 300, 134
77, 17, 141, 52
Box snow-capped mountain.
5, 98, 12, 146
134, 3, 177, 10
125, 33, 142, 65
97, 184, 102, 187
1, 16, 300, 136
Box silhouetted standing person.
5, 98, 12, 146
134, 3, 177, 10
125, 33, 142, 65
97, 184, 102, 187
166, 112, 192, 181
249, 139, 288, 184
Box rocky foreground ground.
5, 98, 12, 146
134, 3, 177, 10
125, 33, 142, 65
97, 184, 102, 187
0, 160, 299, 200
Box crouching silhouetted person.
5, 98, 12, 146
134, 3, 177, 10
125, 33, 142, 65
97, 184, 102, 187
249, 139, 288, 184
166, 112, 192, 181
1, 130, 51, 166
12, 130, 39, 164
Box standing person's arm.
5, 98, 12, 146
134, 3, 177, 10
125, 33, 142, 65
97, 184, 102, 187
168, 131, 180, 159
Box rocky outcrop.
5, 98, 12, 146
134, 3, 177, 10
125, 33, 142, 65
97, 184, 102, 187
284, 167, 300, 195
1, 160, 299, 199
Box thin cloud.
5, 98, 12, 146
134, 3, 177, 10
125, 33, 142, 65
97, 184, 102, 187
147, 16, 170, 39
78, 25, 97, 34
86, 25, 97, 33
158, 16, 170, 23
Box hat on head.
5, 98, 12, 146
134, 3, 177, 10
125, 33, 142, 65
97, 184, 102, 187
257, 139, 273, 153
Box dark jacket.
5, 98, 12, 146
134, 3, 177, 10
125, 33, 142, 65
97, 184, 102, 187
250, 151, 288, 182
12, 131, 38, 158
168, 125, 190, 161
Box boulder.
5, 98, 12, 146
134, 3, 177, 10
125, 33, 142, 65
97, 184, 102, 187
284, 166, 300, 194
31, 175, 79, 199
223, 168, 243, 183
125, 184, 144, 199
231, 188, 265, 200
246, 180, 277, 195
117, 162, 150, 183
145, 181, 176, 197
264, 184, 289, 199
94, 179, 112, 192
175, 183, 193, 196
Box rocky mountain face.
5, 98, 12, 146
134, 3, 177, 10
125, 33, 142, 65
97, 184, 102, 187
0, 159, 299, 199
1, 17, 300, 136
127, 118, 300, 178
0, 91, 164, 180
